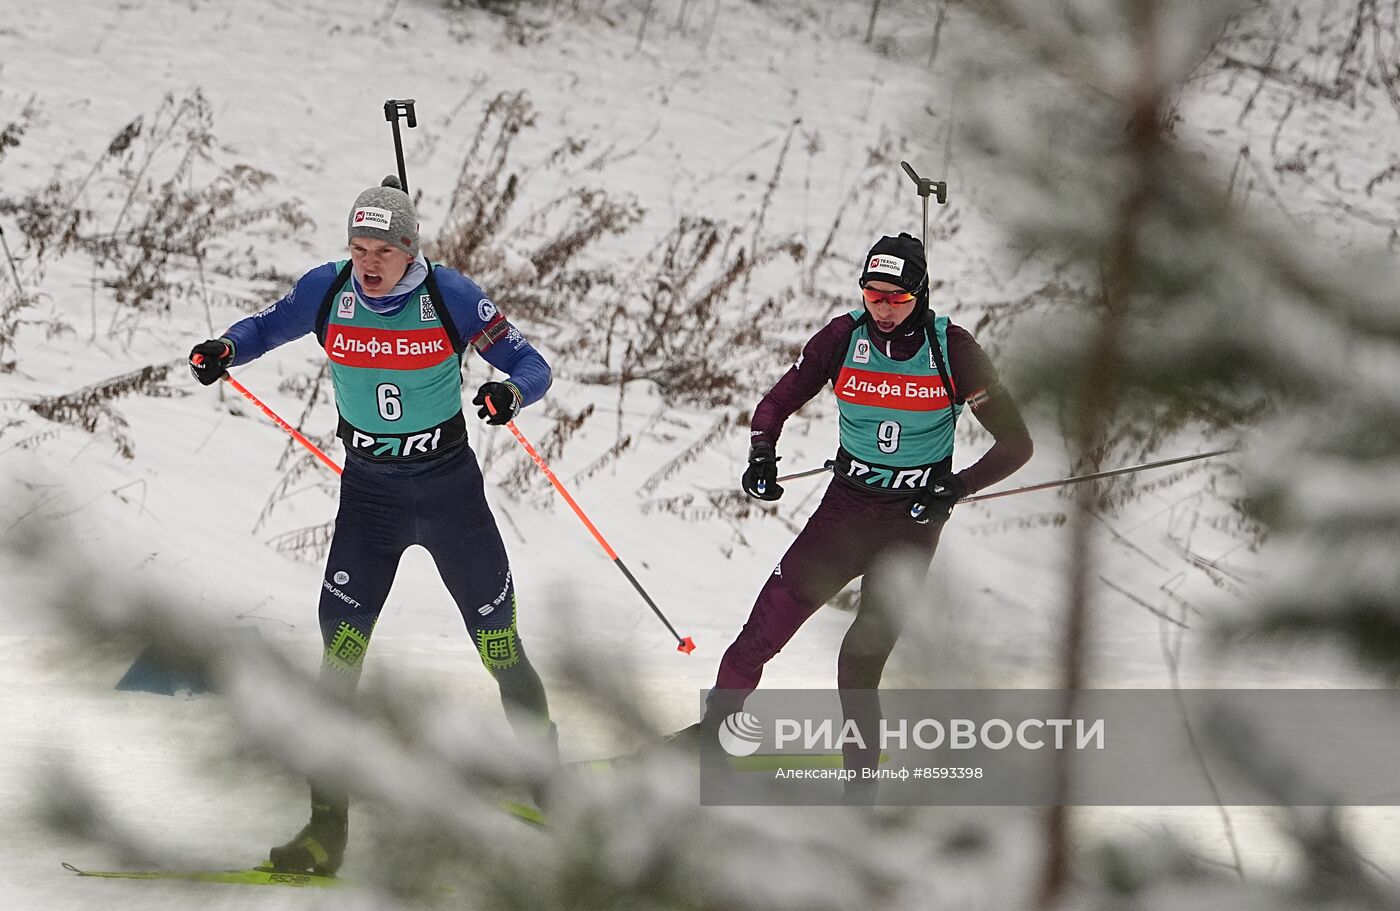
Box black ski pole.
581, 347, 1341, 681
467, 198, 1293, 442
776, 461, 835, 484
773, 449, 1235, 500
383, 99, 417, 195
0, 224, 24, 298
960, 449, 1237, 503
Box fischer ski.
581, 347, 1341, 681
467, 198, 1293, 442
500, 799, 546, 826
61, 861, 343, 888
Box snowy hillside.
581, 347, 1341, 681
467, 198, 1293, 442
3, 1, 1399, 908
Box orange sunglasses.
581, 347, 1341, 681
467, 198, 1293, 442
860, 287, 917, 305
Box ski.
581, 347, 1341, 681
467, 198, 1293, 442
500, 799, 545, 826
572, 749, 887, 772
61, 861, 343, 888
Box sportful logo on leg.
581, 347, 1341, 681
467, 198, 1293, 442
476, 572, 513, 617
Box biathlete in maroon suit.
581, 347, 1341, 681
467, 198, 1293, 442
696, 233, 1033, 802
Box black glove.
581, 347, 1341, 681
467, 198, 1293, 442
910, 473, 967, 524
188, 338, 234, 386
741, 441, 784, 501
473, 381, 521, 425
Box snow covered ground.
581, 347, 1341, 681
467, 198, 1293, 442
2, 0, 1397, 907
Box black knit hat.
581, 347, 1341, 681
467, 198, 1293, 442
860, 233, 927, 293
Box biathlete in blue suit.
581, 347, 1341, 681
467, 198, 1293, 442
188, 178, 555, 875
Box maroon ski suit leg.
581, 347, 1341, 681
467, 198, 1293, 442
834, 520, 941, 774
710, 479, 943, 762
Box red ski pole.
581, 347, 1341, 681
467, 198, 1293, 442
192, 353, 343, 475
485, 399, 695, 654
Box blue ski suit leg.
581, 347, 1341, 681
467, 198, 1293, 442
316, 443, 549, 731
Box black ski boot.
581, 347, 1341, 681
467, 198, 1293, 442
666, 712, 724, 754
665, 717, 732, 781
268, 789, 348, 876
665, 721, 713, 750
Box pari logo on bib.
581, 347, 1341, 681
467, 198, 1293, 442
352, 206, 393, 231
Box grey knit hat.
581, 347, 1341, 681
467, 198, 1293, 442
347, 181, 419, 256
